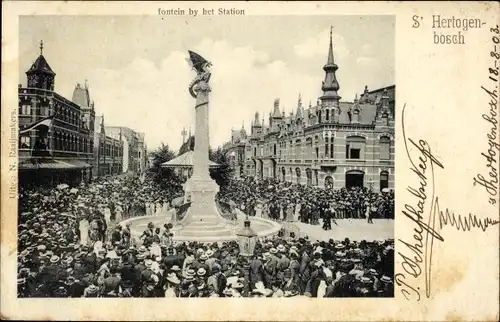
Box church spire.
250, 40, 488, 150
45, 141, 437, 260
320, 26, 341, 104
39, 40, 44, 55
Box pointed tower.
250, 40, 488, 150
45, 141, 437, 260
240, 121, 247, 138
351, 94, 361, 124
73, 81, 96, 135
380, 89, 391, 116
26, 40, 56, 91
270, 98, 282, 133
361, 85, 369, 103
296, 94, 304, 120
320, 27, 341, 106
376, 88, 392, 127
251, 112, 262, 136
272, 98, 282, 118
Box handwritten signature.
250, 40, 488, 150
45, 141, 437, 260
396, 104, 500, 301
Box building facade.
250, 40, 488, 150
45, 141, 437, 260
18, 42, 95, 187
228, 31, 395, 191
222, 125, 248, 179
93, 115, 124, 177
106, 126, 147, 174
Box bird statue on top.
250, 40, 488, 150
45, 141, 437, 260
186, 50, 212, 99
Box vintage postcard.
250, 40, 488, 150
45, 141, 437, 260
1, 1, 499, 321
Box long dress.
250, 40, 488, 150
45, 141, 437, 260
115, 205, 123, 223
294, 204, 301, 221
255, 203, 263, 218
155, 202, 163, 215
150, 242, 162, 259
145, 203, 151, 216
103, 207, 112, 227
79, 218, 90, 246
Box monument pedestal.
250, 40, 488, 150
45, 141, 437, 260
173, 176, 236, 241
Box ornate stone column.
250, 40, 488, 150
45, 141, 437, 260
173, 51, 235, 241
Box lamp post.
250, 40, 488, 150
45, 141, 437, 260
237, 215, 257, 297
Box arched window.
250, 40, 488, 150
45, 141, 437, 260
295, 167, 301, 184
325, 137, 329, 157
325, 176, 334, 189
62, 133, 67, 151
306, 168, 312, 186
56, 132, 61, 150
330, 138, 334, 158
379, 136, 391, 160
326, 109, 330, 121
295, 139, 302, 158
305, 137, 313, 156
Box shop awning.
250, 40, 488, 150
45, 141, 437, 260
18, 158, 91, 170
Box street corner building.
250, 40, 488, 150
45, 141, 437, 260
223, 31, 395, 192
17, 42, 147, 188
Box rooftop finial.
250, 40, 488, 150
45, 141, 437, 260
39, 40, 44, 55
326, 26, 335, 65
181, 126, 187, 143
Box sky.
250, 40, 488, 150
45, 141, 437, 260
19, 15, 394, 152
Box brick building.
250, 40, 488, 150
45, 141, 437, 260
105, 126, 147, 174
18, 42, 95, 187
222, 124, 248, 179
228, 30, 395, 191
93, 115, 123, 177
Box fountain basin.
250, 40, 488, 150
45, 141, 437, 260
120, 210, 282, 244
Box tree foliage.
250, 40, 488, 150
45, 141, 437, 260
209, 146, 233, 187
148, 142, 178, 186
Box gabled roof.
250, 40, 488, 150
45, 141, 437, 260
26, 55, 55, 76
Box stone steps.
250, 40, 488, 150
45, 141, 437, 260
182, 221, 227, 229
176, 227, 235, 237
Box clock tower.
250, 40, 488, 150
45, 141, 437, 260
26, 40, 56, 91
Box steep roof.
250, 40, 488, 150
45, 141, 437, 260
26, 55, 55, 76
72, 83, 91, 108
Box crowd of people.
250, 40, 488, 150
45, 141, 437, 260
217, 177, 394, 230
17, 172, 395, 298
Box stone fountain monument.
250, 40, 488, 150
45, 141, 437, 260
170, 51, 237, 241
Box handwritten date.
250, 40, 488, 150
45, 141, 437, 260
397, 104, 499, 302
